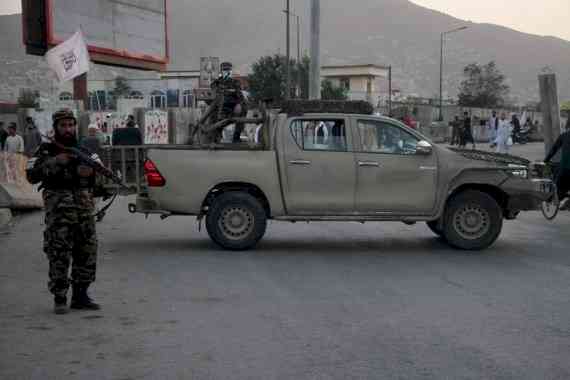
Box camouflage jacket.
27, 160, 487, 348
211, 77, 245, 105
26, 142, 98, 212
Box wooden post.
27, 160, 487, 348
539, 73, 562, 158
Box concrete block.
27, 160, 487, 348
0, 183, 43, 210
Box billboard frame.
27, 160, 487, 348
44, 0, 169, 71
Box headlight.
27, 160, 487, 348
506, 164, 528, 178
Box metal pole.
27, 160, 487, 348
297, 15, 301, 98
309, 0, 321, 100
285, 0, 291, 100
439, 33, 444, 121
388, 66, 392, 116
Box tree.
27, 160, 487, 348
17, 89, 40, 108
561, 100, 570, 112
248, 54, 310, 103
457, 61, 510, 108
113, 76, 131, 98
321, 79, 348, 100
108, 76, 131, 110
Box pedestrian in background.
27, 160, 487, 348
449, 115, 461, 145
81, 124, 102, 156
0, 121, 7, 150
511, 114, 521, 144
4, 123, 24, 154
460, 111, 476, 149
495, 112, 512, 154
23, 116, 42, 157
488, 111, 498, 145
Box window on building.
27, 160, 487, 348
167, 89, 180, 108
290, 119, 347, 152
340, 78, 350, 91
182, 90, 194, 108
150, 90, 166, 109
59, 92, 72, 101
126, 90, 144, 100
88, 91, 108, 111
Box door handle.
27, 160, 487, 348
289, 160, 312, 166
358, 161, 380, 167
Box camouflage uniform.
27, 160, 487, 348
27, 142, 98, 298
211, 75, 247, 142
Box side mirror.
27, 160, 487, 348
416, 140, 433, 155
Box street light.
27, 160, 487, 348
284, 7, 302, 98
439, 26, 468, 121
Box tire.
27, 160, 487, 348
426, 220, 444, 237
205, 191, 267, 251
443, 190, 503, 251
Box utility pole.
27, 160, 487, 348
388, 66, 392, 116
439, 26, 468, 121
539, 72, 562, 156
285, 0, 291, 100
309, 0, 321, 100
297, 14, 301, 98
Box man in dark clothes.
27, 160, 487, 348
211, 62, 247, 143
460, 111, 476, 149
545, 118, 570, 209
511, 114, 521, 144
0, 122, 7, 150
23, 116, 43, 157
112, 119, 143, 146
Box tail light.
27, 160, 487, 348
144, 160, 166, 187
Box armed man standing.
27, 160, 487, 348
211, 62, 247, 142
26, 109, 101, 314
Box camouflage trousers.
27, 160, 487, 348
43, 208, 98, 297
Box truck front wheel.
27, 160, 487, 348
443, 190, 503, 251
206, 192, 267, 250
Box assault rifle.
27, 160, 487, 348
45, 137, 130, 191
42, 136, 131, 222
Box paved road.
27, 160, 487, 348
1, 143, 569, 380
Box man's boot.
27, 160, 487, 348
70, 284, 101, 310
54, 296, 69, 315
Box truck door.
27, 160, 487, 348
353, 118, 438, 214
281, 117, 356, 215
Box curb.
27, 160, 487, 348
0, 208, 12, 229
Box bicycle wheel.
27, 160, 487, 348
541, 183, 560, 221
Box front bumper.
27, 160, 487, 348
501, 177, 554, 212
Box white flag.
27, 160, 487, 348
45, 29, 90, 82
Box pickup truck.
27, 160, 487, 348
113, 105, 551, 251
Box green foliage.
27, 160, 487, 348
17, 89, 40, 108
248, 54, 310, 103
321, 79, 348, 100
113, 76, 131, 98
561, 100, 570, 112
458, 61, 510, 108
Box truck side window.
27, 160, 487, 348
357, 120, 418, 155
290, 119, 347, 152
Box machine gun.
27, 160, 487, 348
190, 86, 267, 146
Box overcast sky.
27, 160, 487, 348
1, 0, 569, 41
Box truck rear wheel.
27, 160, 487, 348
206, 192, 267, 250
443, 190, 503, 251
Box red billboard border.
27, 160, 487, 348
45, 0, 169, 69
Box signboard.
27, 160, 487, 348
200, 57, 220, 88
23, 0, 169, 71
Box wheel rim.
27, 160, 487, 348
218, 206, 255, 241
453, 204, 491, 240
